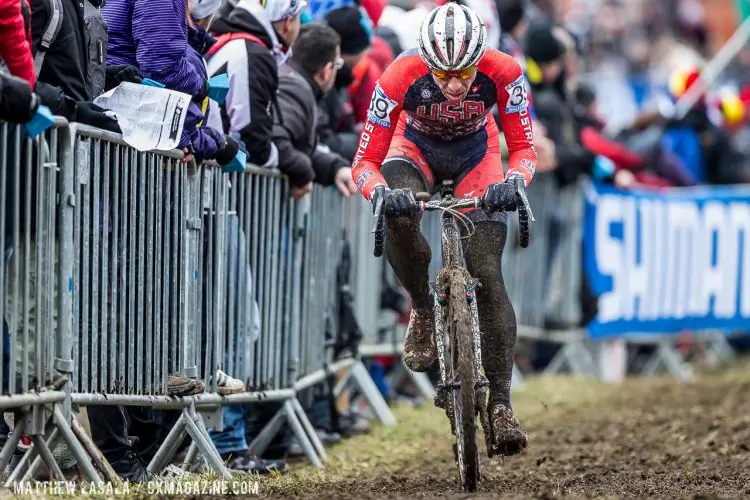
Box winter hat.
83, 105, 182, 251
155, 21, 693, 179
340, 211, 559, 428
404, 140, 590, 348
191, 0, 221, 19
325, 6, 373, 55
497, 0, 525, 34
524, 23, 563, 63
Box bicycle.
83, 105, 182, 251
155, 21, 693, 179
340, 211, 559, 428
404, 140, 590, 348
370, 177, 534, 492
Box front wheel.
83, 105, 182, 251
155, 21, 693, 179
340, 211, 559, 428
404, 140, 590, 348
443, 267, 479, 492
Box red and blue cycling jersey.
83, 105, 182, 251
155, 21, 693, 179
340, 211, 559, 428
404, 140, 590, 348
351, 48, 537, 201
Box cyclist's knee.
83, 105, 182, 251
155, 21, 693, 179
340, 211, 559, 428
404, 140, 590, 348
381, 158, 428, 194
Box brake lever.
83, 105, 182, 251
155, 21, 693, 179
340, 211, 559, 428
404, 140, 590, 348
513, 177, 535, 222
371, 196, 384, 233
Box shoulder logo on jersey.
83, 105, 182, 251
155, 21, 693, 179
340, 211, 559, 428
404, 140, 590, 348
367, 83, 399, 128
504, 75, 528, 114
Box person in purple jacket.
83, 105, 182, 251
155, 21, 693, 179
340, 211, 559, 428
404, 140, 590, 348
102, 0, 209, 100
102, 0, 239, 165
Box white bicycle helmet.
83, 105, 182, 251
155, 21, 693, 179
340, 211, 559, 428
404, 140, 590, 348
417, 1, 488, 72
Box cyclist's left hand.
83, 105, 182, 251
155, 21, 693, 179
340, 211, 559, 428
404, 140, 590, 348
483, 178, 518, 212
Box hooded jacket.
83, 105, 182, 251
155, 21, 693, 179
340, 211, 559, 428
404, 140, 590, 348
102, 0, 206, 97
31, 0, 97, 101
206, 0, 289, 168
274, 61, 349, 187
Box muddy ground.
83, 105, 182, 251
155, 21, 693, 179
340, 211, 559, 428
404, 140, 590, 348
261, 366, 750, 499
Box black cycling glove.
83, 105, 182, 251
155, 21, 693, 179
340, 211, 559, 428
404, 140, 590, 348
372, 186, 419, 217
483, 177, 519, 212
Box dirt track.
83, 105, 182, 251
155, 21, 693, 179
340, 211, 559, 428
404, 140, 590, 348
262, 366, 750, 498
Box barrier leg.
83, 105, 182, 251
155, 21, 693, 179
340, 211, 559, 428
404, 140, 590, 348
290, 397, 327, 462
182, 404, 230, 478
543, 341, 597, 377
69, 414, 118, 484
181, 442, 199, 471
283, 400, 322, 468
333, 369, 353, 398
350, 360, 396, 426
19, 427, 59, 483
640, 340, 692, 381
0, 416, 26, 473
48, 408, 101, 484
147, 412, 189, 475
387, 362, 437, 400
705, 334, 735, 367
27, 433, 64, 481
247, 407, 286, 457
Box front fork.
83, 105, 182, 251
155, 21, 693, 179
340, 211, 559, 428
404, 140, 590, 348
431, 278, 489, 437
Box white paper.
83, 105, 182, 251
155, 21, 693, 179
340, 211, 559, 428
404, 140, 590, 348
93, 82, 191, 151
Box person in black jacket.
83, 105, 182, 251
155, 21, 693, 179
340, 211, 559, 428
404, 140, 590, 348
273, 22, 357, 200
29, 0, 139, 132
207, 0, 303, 168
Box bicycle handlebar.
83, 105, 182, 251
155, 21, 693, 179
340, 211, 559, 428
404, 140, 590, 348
372, 178, 535, 257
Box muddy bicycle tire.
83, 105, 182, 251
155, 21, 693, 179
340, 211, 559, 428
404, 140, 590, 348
446, 268, 479, 492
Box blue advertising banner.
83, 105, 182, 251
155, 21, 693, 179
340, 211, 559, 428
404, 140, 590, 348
583, 182, 750, 338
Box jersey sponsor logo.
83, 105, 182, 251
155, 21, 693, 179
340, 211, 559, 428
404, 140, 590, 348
352, 122, 376, 169
519, 107, 535, 153
416, 100, 486, 123
367, 83, 398, 127
504, 75, 528, 114
521, 158, 536, 175
355, 171, 374, 191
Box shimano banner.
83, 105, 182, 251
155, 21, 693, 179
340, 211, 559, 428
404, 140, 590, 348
583, 182, 750, 338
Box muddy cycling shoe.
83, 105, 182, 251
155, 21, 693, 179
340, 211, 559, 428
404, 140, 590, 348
488, 404, 527, 457
403, 309, 437, 372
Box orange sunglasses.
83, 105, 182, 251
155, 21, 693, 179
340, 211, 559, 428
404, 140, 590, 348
430, 66, 477, 80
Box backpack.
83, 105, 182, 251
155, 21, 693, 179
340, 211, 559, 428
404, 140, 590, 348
34, 0, 109, 98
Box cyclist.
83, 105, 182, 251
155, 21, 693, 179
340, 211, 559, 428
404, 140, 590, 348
351, 0, 535, 456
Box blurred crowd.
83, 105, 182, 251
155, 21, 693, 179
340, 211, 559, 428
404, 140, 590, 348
1, 0, 750, 483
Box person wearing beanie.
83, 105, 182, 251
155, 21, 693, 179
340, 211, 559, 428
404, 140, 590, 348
524, 22, 564, 89
318, 6, 373, 160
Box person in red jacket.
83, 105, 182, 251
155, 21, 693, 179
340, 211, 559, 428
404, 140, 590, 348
352, 1, 535, 457
0, 0, 35, 85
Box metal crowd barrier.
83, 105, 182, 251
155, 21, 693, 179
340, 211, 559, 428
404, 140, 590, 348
0, 120, 102, 484
0, 119, 399, 482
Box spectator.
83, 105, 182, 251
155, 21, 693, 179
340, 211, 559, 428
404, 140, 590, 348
0, 0, 35, 85
103, 0, 208, 99
323, 7, 372, 129
316, 6, 368, 162
497, 0, 529, 70
273, 22, 357, 199
206, 0, 305, 168
525, 21, 594, 188
29, 0, 125, 131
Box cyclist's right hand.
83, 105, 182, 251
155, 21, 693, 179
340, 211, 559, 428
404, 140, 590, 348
483, 179, 518, 212
371, 186, 419, 217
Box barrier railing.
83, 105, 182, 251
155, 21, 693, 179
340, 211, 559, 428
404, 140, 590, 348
0, 120, 103, 484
